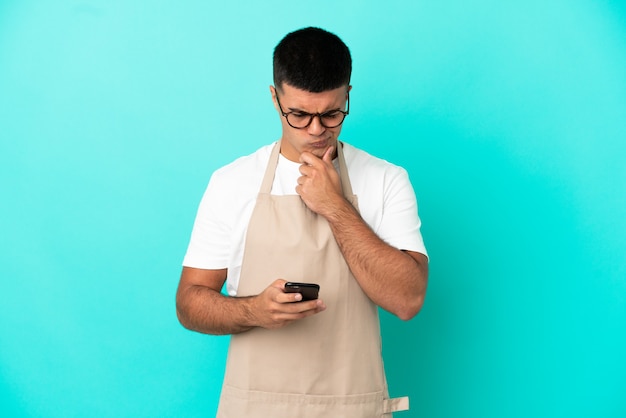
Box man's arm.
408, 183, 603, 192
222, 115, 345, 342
297, 147, 428, 320
176, 267, 326, 335
324, 204, 428, 320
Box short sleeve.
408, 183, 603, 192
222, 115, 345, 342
182, 171, 232, 269
377, 167, 428, 257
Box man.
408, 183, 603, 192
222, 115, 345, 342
176, 27, 428, 417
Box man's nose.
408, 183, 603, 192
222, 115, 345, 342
307, 115, 326, 136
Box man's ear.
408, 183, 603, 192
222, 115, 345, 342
269, 85, 278, 111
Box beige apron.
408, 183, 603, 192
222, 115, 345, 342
216, 141, 409, 417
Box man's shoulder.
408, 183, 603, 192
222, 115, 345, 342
343, 142, 407, 176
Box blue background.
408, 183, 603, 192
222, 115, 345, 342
1, 1, 625, 417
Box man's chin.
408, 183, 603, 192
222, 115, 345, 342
310, 147, 327, 158
308, 141, 337, 159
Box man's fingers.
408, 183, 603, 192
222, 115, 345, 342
278, 299, 326, 316
298, 163, 313, 176
262, 299, 327, 329
271, 279, 288, 290
275, 291, 302, 303
299, 150, 324, 167
299, 151, 314, 165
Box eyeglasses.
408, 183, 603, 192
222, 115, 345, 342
275, 90, 350, 129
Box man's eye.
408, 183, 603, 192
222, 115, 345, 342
291, 113, 310, 119
322, 111, 341, 119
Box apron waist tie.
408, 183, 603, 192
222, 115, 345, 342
383, 396, 409, 413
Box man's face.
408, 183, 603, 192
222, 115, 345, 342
271, 83, 351, 162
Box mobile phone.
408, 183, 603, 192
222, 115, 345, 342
284, 282, 320, 301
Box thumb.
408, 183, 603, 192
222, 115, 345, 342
323, 146, 335, 164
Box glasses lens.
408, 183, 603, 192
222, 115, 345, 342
320, 112, 346, 128
286, 114, 312, 129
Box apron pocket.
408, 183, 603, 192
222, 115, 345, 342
218, 384, 391, 418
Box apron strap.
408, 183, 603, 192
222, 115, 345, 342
259, 141, 282, 194
260, 140, 354, 198
336, 141, 354, 198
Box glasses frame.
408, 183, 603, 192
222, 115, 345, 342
274, 89, 350, 129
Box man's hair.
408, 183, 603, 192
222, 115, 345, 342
273, 27, 352, 93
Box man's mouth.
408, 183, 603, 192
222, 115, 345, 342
310, 142, 327, 149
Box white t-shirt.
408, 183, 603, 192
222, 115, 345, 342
183, 141, 427, 296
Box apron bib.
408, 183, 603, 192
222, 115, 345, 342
217, 141, 409, 417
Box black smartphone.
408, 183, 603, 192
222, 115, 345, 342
284, 282, 320, 301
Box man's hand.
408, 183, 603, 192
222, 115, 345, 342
250, 279, 326, 330
176, 268, 327, 335
296, 146, 345, 217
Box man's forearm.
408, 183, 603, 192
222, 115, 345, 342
176, 273, 327, 335
176, 285, 255, 335
326, 200, 428, 320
